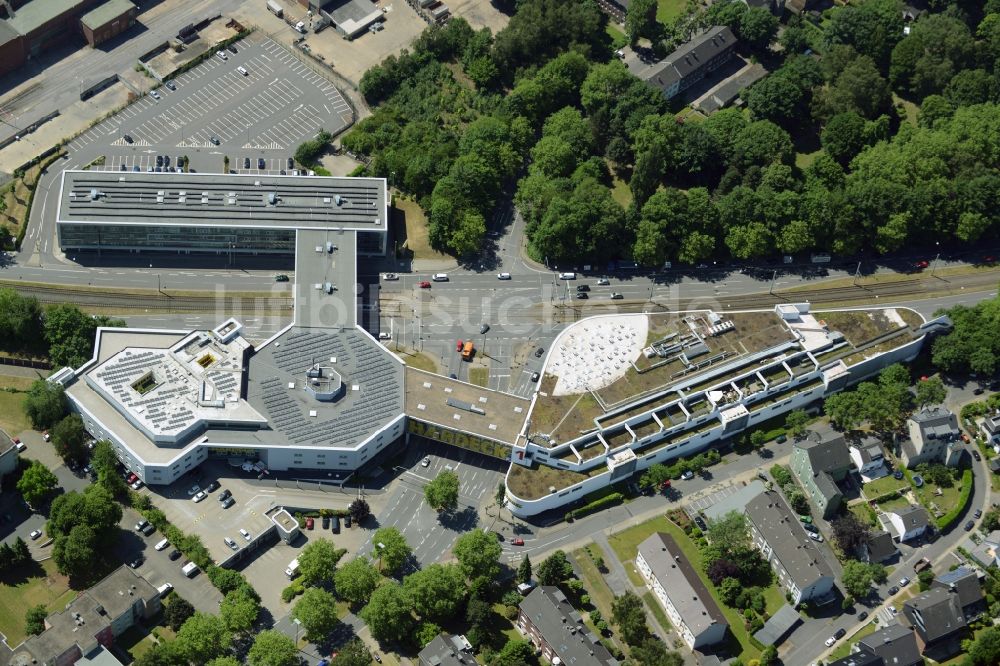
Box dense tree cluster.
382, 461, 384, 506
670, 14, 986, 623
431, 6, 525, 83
824, 364, 913, 432
932, 292, 1000, 375
47, 484, 122, 581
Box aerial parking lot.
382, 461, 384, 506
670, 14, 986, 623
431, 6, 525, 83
67, 32, 351, 173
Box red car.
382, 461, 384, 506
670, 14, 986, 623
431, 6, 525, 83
418, 281, 431, 288
456, 339, 464, 352
127, 473, 138, 484
511, 537, 524, 546
914, 260, 929, 270
306, 517, 314, 530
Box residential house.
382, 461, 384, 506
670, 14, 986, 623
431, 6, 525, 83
980, 410, 1000, 445
693, 63, 767, 114
745, 490, 835, 605
862, 530, 897, 564
14, 566, 160, 665
634, 26, 737, 101
827, 648, 884, 666
856, 622, 922, 666
790, 433, 852, 518
636, 532, 728, 649
901, 587, 967, 656
931, 567, 985, 621
885, 505, 929, 543
418, 633, 474, 666
900, 405, 962, 469
849, 442, 889, 482
517, 587, 619, 666
967, 530, 1000, 568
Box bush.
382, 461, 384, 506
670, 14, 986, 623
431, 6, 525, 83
936, 469, 973, 530
770, 464, 793, 487
281, 581, 305, 603
294, 130, 333, 166
565, 492, 624, 521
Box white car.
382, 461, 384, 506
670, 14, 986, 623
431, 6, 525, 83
240, 528, 252, 541
150, 90, 161, 100
809, 532, 823, 542
187, 485, 200, 496
29, 529, 42, 540
131, 480, 144, 490
193, 491, 207, 503
680, 471, 694, 480
898, 577, 910, 587
824, 637, 836, 647
382, 273, 399, 281
497, 272, 511, 280
421, 456, 430, 467
216, 50, 228, 61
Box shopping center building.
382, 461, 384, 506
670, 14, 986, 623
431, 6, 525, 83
49, 172, 950, 515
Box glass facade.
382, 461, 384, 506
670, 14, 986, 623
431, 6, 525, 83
59, 224, 386, 255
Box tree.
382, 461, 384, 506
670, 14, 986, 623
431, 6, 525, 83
424, 470, 460, 512
44, 304, 124, 369
517, 554, 532, 584
624, 0, 657, 45
825, 0, 903, 69
490, 638, 535, 666
746, 74, 807, 126
453, 529, 503, 581
640, 463, 672, 489
90, 440, 128, 498
785, 409, 810, 438
25, 605, 47, 636
294, 130, 333, 165
831, 514, 871, 556
334, 557, 379, 606
219, 586, 260, 634
207, 659, 241, 666
968, 626, 1000, 665
982, 507, 1000, 533
841, 560, 877, 599
537, 550, 574, 586
630, 637, 684, 666
416, 621, 442, 647
786, 489, 810, 515
329, 638, 372, 666
466, 597, 492, 628
718, 577, 743, 606
175, 612, 231, 665
612, 591, 649, 645
207, 568, 248, 595
48, 484, 121, 541
52, 524, 97, 579
165, 597, 195, 631
371, 526, 412, 576
360, 581, 415, 643
707, 559, 741, 586
821, 112, 867, 164
915, 376, 946, 408
133, 643, 186, 666
298, 539, 345, 587
0, 288, 43, 353
760, 644, 778, 666
738, 7, 778, 51
917, 569, 935, 591
247, 630, 298, 666
403, 563, 468, 621
17, 460, 58, 507
348, 498, 371, 524
292, 587, 340, 640
23, 380, 67, 430
51, 414, 88, 463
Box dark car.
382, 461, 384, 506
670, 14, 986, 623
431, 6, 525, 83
218, 489, 232, 501
534, 347, 545, 358
973, 450, 982, 461
163, 156, 170, 167
221, 497, 235, 509
165, 80, 177, 90
965, 520, 975, 531
129, 555, 144, 569
287, 157, 294, 169
775, 435, 787, 444
156, 155, 163, 167
576, 284, 590, 292
480, 323, 490, 334
344, 514, 352, 528
228, 44, 238, 54
975, 509, 983, 519
576, 293, 588, 299
141, 523, 156, 536
693, 516, 707, 531
210, 136, 220, 145
332, 516, 341, 534
530, 372, 540, 382
274, 274, 290, 282
243, 157, 251, 169
888, 586, 899, 595
123, 134, 133, 143
494, 531, 505, 542
206, 481, 219, 492
834, 628, 846, 640
258, 158, 266, 169
858, 611, 868, 621
322, 515, 330, 529
169, 549, 182, 561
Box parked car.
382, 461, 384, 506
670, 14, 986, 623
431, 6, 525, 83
965, 520, 975, 531
456, 339, 464, 352
258, 158, 266, 169
218, 489, 232, 501
216, 50, 228, 61
825, 637, 836, 647
480, 323, 490, 334
418, 281, 431, 288
150, 90, 161, 100
41, 430, 50, 441
164, 80, 177, 90
511, 538, 524, 546
210, 136, 220, 145
193, 491, 207, 503
187, 485, 200, 496
306, 517, 314, 530
809, 532, 823, 542
332, 516, 340, 534
169, 549, 182, 561
243, 157, 251, 169
129, 555, 144, 569
534, 347, 545, 358
858, 611, 868, 621
382, 273, 399, 281
680, 471, 694, 480
240, 528, 251, 541
899, 577, 910, 587
345, 514, 352, 528
206, 481, 219, 492
274, 274, 289, 282
131, 480, 143, 490
421, 456, 430, 467
973, 450, 982, 461
975, 509, 983, 519
135, 519, 149, 532
530, 372, 540, 383
322, 515, 330, 529
888, 586, 899, 595
834, 628, 846, 640
29, 529, 42, 540
221, 497, 235, 509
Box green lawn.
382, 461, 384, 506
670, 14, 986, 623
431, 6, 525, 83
118, 626, 158, 659
607, 515, 762, 661
795, 150, 822, 169
914, 482, 962, 522
828, 620, 880, 660
0, 560, 77, 646
0, 383, 33, 439
862, 475, 908, 500
610, 174, 633, 208
656, 0, 687, 23
877, 495, 912, 513
606, 23, 626, 47
573, 545, 617, 622
642, 591, 672, 632
849, 502, 879, 527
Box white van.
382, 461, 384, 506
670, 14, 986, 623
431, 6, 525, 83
156, 582, 173, 597
558, 272, 577, 280
432, 273, 449, 282
154, 538, 169, 551
295, 21, 306, 33
181, 562, 199, 577
236, 66, 249, 76
285, 558, 300, 578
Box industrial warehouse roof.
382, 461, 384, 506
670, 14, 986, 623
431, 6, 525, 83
7, 0, 88, 35
57, 170, 388, 231
80, 0, 135, 30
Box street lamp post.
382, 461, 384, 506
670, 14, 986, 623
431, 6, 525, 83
930, 242, 941, 277
375, 541, 385, 572
768, 270, 777, 295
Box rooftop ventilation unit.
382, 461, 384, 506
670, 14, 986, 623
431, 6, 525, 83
334, 194, 343, 206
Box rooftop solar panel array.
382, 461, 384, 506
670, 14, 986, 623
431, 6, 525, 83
249, 328, 403, 447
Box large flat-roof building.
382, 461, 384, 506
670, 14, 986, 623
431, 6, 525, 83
636, 532, 728, 649
634, 26, 737, 100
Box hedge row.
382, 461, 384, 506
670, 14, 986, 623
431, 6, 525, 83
565, 492, 624, 522
936, 469, 974, 531
137, 504, 214, 570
